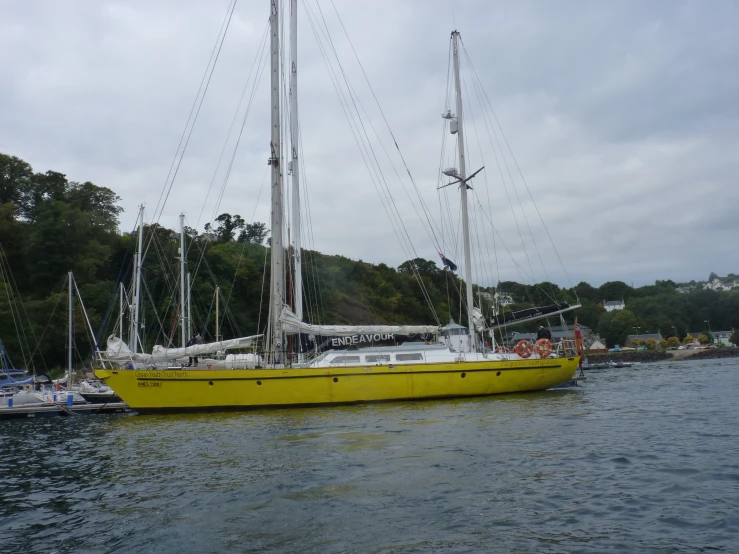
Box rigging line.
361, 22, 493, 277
304, 3, 430, 318
297, 126, 326, 326
328, 0, 445, 250
302, 3, 413, 269
462, 60, 542, 310
141, 276, 171, 347
0, 259, 30, 370
217, 164, 268, 326
24, 276, 67, 369
309, 2, 440, 324
148, 0, 237, 230
190, 21, 270, 236
462, 53, 554, 304
462, 43, 575, 300
471, 191, 559, 304
190, 42, 270, 281
143, 0, 238, 263
461, 75, 497, 293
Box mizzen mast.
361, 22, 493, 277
451, 30, 476, 351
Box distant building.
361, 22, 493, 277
479, 291, 493, 302
494, 292, 514, 306
626, 333, 663, 346
688, 330, 735, 346
675, 286, 692, 294
703, 279, 737, 292
603, 299, 625, 312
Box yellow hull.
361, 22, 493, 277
96, 356, 579, 413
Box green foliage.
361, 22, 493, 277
598, 309, 641, 348
667, 336, 680, 348
659, 338, 668, 349
646, 338, 657, 350
2, 152, 739, 374
697, 333, 710, 344
683, 334, 695, 344
730, 331, 739, 346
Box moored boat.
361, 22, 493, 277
95, 3, 580, 411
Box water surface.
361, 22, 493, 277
2, 359, 738, 553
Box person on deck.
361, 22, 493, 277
187, 333, 202, 367
536, 326, 552, 341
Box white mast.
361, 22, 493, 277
119, 282, 124, 339
68, 271, 73, 386
187, 271, 192, 342
268, 0, 285, 361
289, 0, 303, 344
451, 31, 476, 351
215, 285, 220, 343
129, 205, 144, 354
179, 213, 187, 349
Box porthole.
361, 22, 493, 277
208, 381, 214, 386
496, 371, 501, 377
333, 377, 339, 383
461, 372, 466, 378
257, 380, 262, 386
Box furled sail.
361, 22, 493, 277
488, 302, 580, 329
105, 335, 153, 364
280, 307, 438, 337
151, 335, 262, 361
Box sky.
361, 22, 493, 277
1, 0, 738, 289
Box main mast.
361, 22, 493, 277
68, 271, 73, 387
129, 205, 144, 354
269, 0, 285, 361
179, 213, 187, 349
451, 31, 476, 351
289, 0, 303, 339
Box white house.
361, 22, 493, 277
603, 299, 625, 312
494, 292, 514, 306
704, 279, 736, 292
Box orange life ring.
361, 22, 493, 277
514, 340, 534, 359
535, 338, 553, 358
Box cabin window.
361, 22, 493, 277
395, 353, 423, 361
365, 355, 391, 363
330, 355, 361, 365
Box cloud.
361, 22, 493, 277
1, 0, 737, 289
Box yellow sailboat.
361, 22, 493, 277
96, 6, 580, 412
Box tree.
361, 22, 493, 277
631, 338, 644, 347
238, 221, 268, 244
697, 333, 710, 345
646, 338, 657, 350
730, 331, 739, 346
683, 334, 694, 344
598, 281, 631, 303
659, 338, 668, 349
0, 153, 33, 207
667, 336, 680, 348
210, 213, 245, 243
398, 258, 440, 277
597, 309, 641, 348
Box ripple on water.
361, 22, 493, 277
1, 360, 739, 553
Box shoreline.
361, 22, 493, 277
586, 347, 739, 364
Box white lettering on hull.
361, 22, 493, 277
330, 334, 395, 347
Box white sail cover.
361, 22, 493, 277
105, 335, 153, 364
279, 307, 438, 337
151, 335, 262, 361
